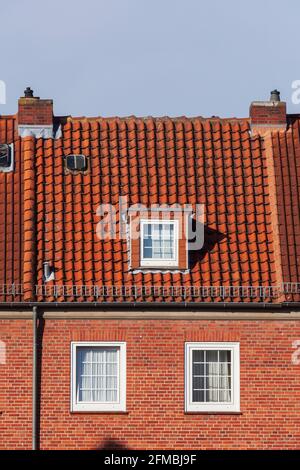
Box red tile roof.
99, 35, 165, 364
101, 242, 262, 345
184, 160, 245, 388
0, 116, 23, 302
272, 116, 300, 301
0, 112, 299, 303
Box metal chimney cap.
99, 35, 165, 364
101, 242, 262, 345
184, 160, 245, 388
24, 87, 34, 98
270, 89, 281, 102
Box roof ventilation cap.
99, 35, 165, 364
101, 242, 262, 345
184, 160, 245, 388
65, 154, 87, 171
0, 144, 13, 171
43, 262, 55, 282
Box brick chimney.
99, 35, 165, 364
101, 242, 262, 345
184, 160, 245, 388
250, 90, 287, 135
18, 87, 54, 138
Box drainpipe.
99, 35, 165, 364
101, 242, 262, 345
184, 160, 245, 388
32, 306, 38, 450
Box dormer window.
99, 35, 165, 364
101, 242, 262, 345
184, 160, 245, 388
140, 220, 178, 267
130, 211, 189, 271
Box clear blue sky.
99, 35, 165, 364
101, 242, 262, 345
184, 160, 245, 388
0, 0, 300, 117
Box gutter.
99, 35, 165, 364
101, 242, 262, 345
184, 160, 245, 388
0, 301, 300, 310
32, 306, 38, 450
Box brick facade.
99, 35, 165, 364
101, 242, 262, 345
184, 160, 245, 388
18, 97, 53, 126
0, 320, 32, 449
250, 100, 287, 134
250, 102, 287, 126
1, 317, 300, 450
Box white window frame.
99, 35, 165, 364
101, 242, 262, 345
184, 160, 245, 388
71, 342, 126, 412
185, 342, 240, 413
140, 219, 179, 267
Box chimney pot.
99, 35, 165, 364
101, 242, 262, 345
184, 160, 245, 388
270, 89, 280, 102
24, 87, 34, 98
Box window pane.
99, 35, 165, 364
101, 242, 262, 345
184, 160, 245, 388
192, 363, 204, 376
163, 240, 174, 258
193, 350, 204, 362
206, 375, 218, 389
162, 224, 174, 238
193, 376, 205, 390
143, 238, 152, 248
219, 375, 231, 389
205, 362, 218, 376
205, 389, 218, 402
193, 390, 205, 402
152, 239, 163, 258
152, 224, 161, 238
143, 247, 153, 259
219, 389, 231, 402
143, 225, 153, 259
142, 222, 176, 261
206, 350, 218, 362
219, 350, 231, 362
220, 362, 231, 376
191, 348, 232, 404
144, 224, 151, 237
77, 347, 119, 403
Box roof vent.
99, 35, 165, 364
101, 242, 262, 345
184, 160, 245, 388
65, 154, 87, 172
43, 261, 55, 282
0, 144, 13, 171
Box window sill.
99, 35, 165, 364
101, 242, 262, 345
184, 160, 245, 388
70, 410, 129, 415
184, 411, 242, 415
137, 266, 184, 270
138, 264, 179, 271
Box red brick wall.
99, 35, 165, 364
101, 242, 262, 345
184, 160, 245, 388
0, 320, 32, 449
18, 98, 53, 126
250, 102, 286, 126
1, 318, 300, 449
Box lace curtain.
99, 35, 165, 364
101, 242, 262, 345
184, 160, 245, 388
192, 349, 231, 403
77, 347, 118, 402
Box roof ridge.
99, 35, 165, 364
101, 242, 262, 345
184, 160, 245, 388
66, 115, 250, 122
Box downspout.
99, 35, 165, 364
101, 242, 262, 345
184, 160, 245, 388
32, 306, 38, 450
21, 129, 38, 449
